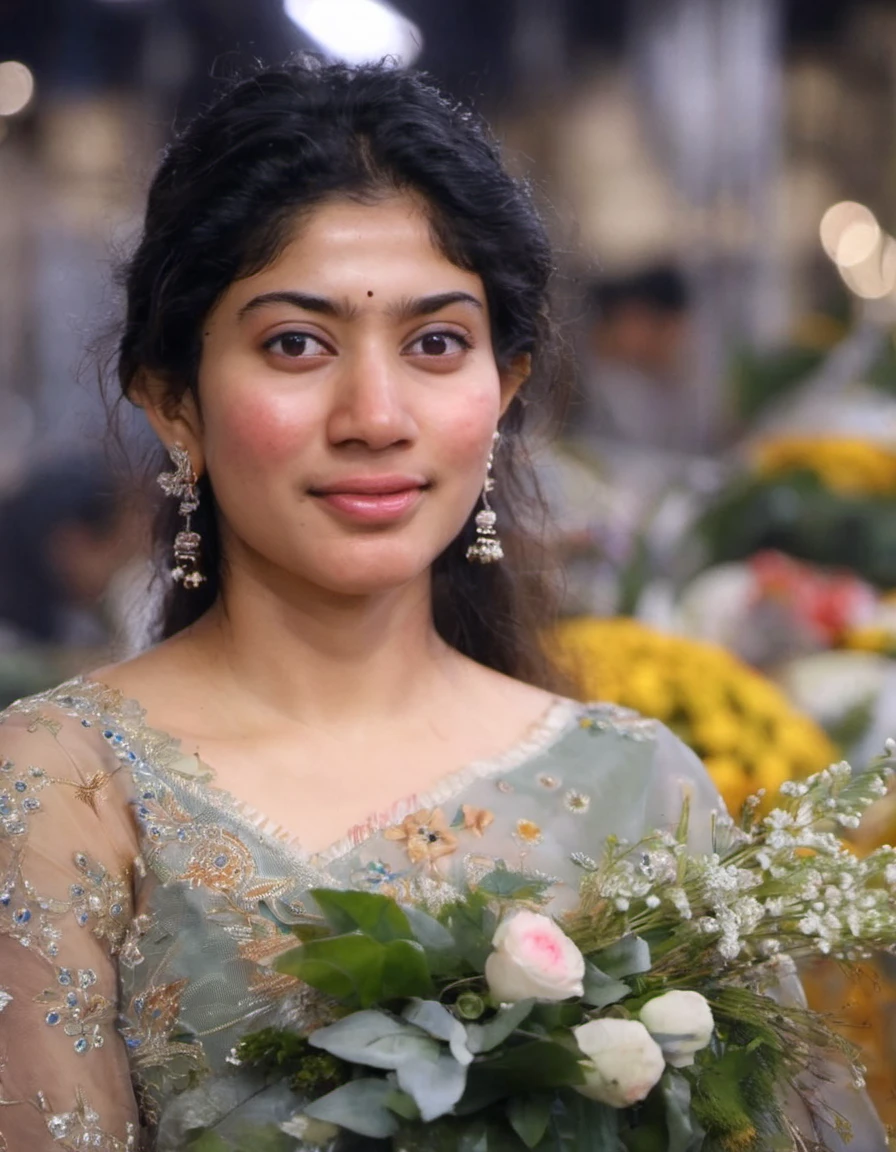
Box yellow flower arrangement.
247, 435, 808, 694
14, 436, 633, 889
751, 435, 896, 497
551, 618, 837, 814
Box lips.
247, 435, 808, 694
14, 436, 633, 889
310, 475, 429, 497
310, 476, 429, 524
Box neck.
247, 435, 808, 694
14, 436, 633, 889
178, 560, 459, 729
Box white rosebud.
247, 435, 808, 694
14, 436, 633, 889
484, 911, 585, 1003
639, 990, 714, 1068
573, 1018, 665, 1107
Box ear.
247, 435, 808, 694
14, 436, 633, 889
131, 371, 206, 475
498, 353, 531, 415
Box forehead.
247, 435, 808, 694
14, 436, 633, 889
229, 193, 485, 305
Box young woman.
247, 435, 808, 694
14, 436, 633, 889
0, 62, 883, 1150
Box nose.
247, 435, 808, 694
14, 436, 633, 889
326, 343, 417, 451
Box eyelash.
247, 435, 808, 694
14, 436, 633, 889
262, 329, 474, 359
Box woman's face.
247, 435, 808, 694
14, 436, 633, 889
181, 194, 523, 598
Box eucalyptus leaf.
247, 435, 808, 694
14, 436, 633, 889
308, 1010, 438, 1069
403, 905, 458, 952
309, 888, 412, 943
661, 1070, 703, 1152
397, 1050, 469, 1121
506, 1093, 551, 1148
581, 961, 630, 1009
403, 999, 473, 1066
304, 1077, 398, 1139
478, 866, 552, 902
590, 936, 651, 980
465, 999, 536, 1054
276, 933, 386, 1007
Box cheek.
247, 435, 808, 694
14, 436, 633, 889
204, 387, 318, 475
433, 390, 501, 473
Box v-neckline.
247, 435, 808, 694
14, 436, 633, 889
62, 676, 580, 866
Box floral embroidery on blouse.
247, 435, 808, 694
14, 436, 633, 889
459, 805, 494, 836
513, 818, 543, 846
69, 853, 131, 952
120, 980, 206, 1077
28, 1088, 138, 1151
383, 807, 459, 863
35, 970, 114, 1055
564, 789, 591, 814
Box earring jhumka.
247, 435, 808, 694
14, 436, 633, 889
466, 431, 504, 564
157, 443, 206, 589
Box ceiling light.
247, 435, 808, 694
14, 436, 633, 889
283, 0, 422, 67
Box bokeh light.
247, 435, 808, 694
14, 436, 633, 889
283, 0, 422, 67
819, 201, 878, 262
0, 61, 35, 117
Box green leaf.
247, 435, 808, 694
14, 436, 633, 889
403, 998, 473, 1065
591, 936, 651, 980
465, 999, 536, 1054
385, 1088, 421, 1121
304, 1077, 398, 1138
276, 933, 386, 1007
443, 896, 493, 970
528, 1002, 584, 1032
380, 938, 434, 1001
308, 1010, 438, 1069
460, 1040, 585, 1112
184, 1131, 231, 1152
397, 1050, 469, 1121
309, 888, 412, 943
277, 932, 431, 1007
478, 865, 552, 902
544, 1091, 625, 1152
506, 1094, 551, 1148
581, 961, 630, 1009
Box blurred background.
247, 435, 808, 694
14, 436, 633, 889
2, 0, 896, 1122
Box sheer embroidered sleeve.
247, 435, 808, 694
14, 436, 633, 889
0, 705, 140, 1150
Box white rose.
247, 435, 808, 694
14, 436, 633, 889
484, 911, 585, 1003
639, 990, 714, 1067
573, 1018, 665, 1107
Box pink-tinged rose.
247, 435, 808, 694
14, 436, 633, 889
484, 911, 585, 1003
573, 1018, 665, 1107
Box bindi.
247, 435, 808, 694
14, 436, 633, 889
367, 290, 374, 297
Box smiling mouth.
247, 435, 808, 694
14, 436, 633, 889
309, 480, 430, 524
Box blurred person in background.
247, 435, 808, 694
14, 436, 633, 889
0, 455, 148, 704
576, 263, 696, 454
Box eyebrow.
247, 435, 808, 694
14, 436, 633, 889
236, 289, 483, 323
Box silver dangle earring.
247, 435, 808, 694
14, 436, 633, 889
157, 443, 206, 589
466, 431, 504, 564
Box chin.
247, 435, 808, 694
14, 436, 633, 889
308, 539, 443, 597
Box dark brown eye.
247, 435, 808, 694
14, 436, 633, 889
421, 333, 450, 355
279, 333, 309, 357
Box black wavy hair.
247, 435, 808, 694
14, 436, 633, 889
117, 58, 567, 687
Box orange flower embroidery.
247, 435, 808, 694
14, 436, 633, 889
384, 808, 459, 864
514, 818, 543, 846
462, 805, 495, 837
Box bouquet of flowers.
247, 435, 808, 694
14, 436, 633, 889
225, 746, 896, 1152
